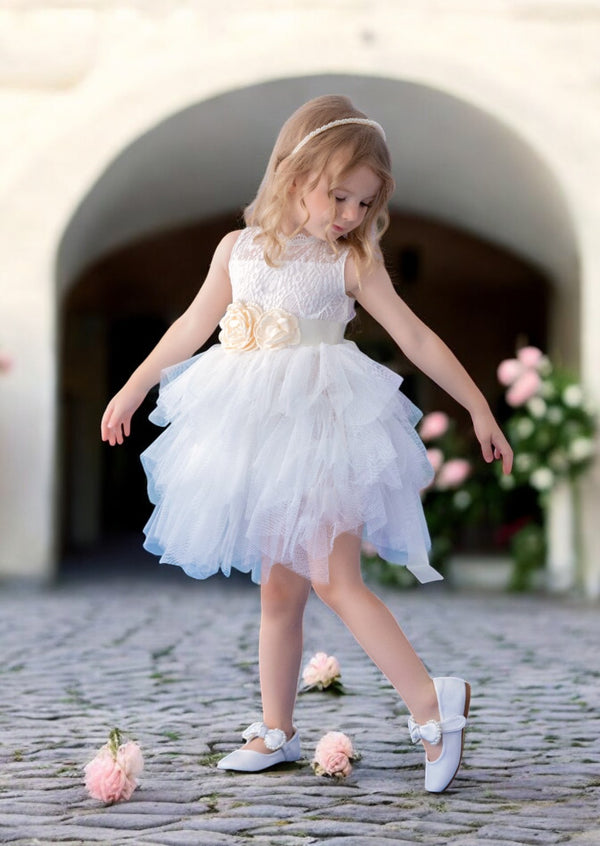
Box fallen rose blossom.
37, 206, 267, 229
312, 731, 358, 778
302, 652, 342, 690
84, 729, 143, 804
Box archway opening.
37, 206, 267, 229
57, 74, 574, 575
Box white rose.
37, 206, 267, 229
568, 438, 595, 462
515, 453, 534, 473
547, 406, 564, 425
539, 380, 556, 400
530, 467, 554, 491
563, 385, 583, 408
453, 490, 472, 510
219, 302, 262, 351
527, 397, 547, 419
549, 450, 569, 472
516, 418, 535, 438
255, 308, 301, 350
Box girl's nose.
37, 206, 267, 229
341, 201, 360, 223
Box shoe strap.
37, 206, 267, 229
408, 714, 467, 745
242, 721, 287, 751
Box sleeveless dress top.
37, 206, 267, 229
141, 227, 441, 585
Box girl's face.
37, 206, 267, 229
290, 164, 382, 241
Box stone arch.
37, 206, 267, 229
58, 75, 578, 354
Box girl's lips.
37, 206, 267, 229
332, 225, 346, 235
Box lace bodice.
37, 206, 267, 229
229, 227, 356, 323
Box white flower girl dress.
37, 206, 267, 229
141, 227, 442, 585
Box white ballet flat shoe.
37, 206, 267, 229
408, 676, 471, 793
217, 721, 301, 772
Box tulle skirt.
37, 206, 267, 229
141, 340, 442, 585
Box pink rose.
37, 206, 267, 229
426, 448, 444, 474
116, 741, 144, 780
312, 731, 357, 778
436, 458, 471, 490
497, 358, 522, 387
84, 730, 143, 804
506, 369, 541, 407
419, 412, 449, 442
302, 652, 341, 689
517, 346, 543, 368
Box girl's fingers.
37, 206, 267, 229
493, 433, 514, 475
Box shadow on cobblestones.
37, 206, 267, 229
1, 538, 599, 844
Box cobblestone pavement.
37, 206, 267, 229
1, 553, 599, 845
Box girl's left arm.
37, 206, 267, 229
349, 260, 513, 474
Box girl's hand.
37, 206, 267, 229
101, 385, 147, 446
472, 408, 514, 475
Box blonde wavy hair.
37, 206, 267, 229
244, 95, 395, 274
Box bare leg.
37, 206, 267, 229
312, 532, 442, 761
242, 563, 311, 754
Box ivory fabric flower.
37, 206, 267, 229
312, 731, 358, 778
84, 728, 143, 804
255, 308, 301, 350
218, 302, 262, 351
301, 652, 344, 694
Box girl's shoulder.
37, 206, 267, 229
218, 229, 245, 257
227, 226, 266, 262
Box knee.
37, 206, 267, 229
312, 572, 368, 615
261, 569, 309, 621
312, 579, 347, 614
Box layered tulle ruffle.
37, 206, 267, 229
141, 341, 441, 585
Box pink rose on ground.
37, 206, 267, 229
419, 412, 449, 442
302, 652, 341, 690
84, 729, 143, 804
312, 731, 358, 778
506, 369, 541, 407
436, 458, 471, 490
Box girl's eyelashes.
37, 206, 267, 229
333, 195, 372, 208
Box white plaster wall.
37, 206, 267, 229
1, 1, 599, 588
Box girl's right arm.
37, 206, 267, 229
100, 230, 240, 446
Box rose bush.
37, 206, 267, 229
497, 346, 596, 493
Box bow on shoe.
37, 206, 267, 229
408, 715, 467, 745
242, 721, 287, 751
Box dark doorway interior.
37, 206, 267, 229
60, 211, 550, 571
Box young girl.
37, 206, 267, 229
101, 95, 513, 793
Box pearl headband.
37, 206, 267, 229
290, 118, 387, 157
